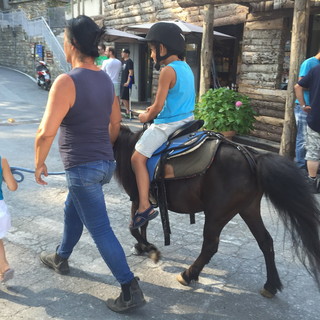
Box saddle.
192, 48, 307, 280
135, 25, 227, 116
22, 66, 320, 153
147, 120, 222, 182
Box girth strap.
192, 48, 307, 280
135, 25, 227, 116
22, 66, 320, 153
158, 154, 171, 245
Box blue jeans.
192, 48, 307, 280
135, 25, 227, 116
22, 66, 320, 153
57, 160, 134, 285
294, 104, 308, 168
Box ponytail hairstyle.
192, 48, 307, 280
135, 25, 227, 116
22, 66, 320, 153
65, 15, 105, 59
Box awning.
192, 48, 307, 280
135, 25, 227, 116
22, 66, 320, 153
127, 20, 235, 40
103, 28, 145, 43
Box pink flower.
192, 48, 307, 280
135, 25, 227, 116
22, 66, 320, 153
235, 101, 243, 108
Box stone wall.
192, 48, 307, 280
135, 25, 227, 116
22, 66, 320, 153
0, 25, 64, 80
102, 0, 203, 28
8, 0, 66, 19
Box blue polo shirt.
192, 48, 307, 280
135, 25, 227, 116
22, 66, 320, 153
298, 64, 320, 132
295, 57, 320, 105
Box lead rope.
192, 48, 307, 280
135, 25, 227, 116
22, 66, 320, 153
10, 167, 65, 183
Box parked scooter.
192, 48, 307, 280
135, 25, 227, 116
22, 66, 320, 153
36, 61, 51, 90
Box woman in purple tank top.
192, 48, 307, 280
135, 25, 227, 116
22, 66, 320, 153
34, 15, 146, 313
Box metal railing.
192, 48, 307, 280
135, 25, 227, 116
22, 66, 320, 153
0, 10, 70, 72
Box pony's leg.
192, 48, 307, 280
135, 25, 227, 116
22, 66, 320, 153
177, 213, 226, 285
240, 200, 283, 297
129, 201, 161, 262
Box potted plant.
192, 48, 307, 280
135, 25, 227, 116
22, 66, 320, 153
194, 87, 256, 138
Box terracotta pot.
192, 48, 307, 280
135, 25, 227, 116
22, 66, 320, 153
220, 130, 236, 140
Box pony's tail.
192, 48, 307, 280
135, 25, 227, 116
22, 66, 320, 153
256, 152, 320, 289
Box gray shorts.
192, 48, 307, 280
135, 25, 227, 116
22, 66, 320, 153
305, 126, 320, 161
113, 82, 120, 97
135, 116, 194, 158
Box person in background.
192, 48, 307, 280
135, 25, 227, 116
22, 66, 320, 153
120, 48, 134, 117
294, 50, 320, 170
95, 43, 108, 68
295, 62, 320, 193
34, 15, 146, 313
0, 155, 18, 283
102, 47, 122, 104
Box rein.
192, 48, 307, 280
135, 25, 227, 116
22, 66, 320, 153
10, 167, 65, 183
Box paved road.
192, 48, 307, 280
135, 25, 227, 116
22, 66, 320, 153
0, 67, 319, 320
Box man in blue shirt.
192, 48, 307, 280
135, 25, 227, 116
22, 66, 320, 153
294, 52, 320, 169
295, 62, 320, 192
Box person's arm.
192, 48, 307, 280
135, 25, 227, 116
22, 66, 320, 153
124, 60, 134, 87
1, 158, 18, 191
139, 65, 176, 123
101, 59, 107, 73
34, 74, 75, 185
295, 70, 313, 113
126, 69, 134, 86
109, 95, 122, 144
294, 83, 310, 112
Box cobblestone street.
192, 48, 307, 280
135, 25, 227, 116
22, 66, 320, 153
0, 67, 319, 320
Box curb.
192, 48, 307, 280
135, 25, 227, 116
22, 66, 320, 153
0, 65, 37, 83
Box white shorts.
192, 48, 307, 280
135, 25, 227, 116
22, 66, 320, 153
0, 200, 11, 239
135, 116, 194, 158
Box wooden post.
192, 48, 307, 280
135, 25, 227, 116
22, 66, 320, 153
77, 0, 80, 16
199, 4, 214, 99
71, 0, 74, 18
280, 0, 310, 158
100, 0, 103, 15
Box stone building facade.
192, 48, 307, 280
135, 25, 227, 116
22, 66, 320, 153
2, 0, 320, 148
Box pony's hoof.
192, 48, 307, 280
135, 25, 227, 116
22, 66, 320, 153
260, 288, 275, 298
176, 273, 190, 286
148, 250, 161, 263
133, 243, 145, 255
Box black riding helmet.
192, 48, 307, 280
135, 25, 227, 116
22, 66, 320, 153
144, 22, 185, 70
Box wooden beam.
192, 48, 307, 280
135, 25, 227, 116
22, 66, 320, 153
280, 0, 310, 158
177, 0, 267, 8
199, 4, 214, 98
247, 8, 293, 21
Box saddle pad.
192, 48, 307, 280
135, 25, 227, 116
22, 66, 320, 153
147, 131, 211, 181
158, 138, 221, 180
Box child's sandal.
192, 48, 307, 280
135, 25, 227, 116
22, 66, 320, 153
129, 206, 159, 230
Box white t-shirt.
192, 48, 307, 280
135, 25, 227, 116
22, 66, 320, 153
101, 58, 122, 84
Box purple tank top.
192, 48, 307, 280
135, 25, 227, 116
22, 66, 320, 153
58, 68, 114, 169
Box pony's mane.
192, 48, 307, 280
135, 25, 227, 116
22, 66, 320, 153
113, 124, 143, 200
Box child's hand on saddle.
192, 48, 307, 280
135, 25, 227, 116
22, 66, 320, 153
139, 112, 149, 123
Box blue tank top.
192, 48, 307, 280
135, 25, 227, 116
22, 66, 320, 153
0, 156, 3, 200
154, 60, 195, 124
59, 68, 115, 169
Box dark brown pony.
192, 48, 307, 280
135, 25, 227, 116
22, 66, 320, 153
113, 124, 320, 297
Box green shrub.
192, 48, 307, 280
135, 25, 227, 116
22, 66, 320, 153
194, 87, 256, 135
